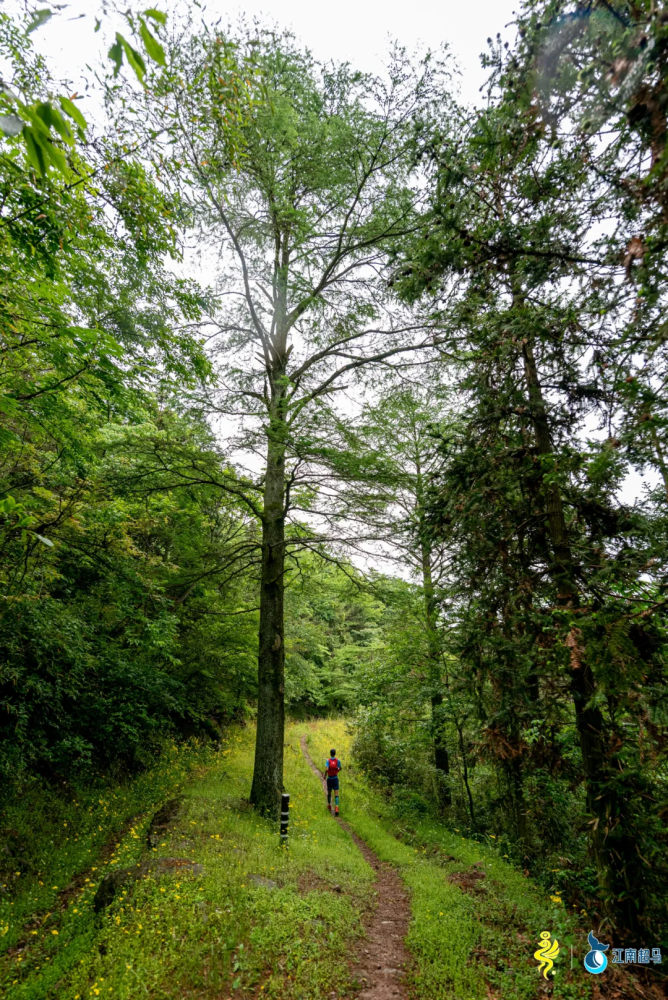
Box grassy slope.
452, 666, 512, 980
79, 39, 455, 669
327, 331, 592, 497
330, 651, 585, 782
1, 726, 375, 1000
2, 719, 603, 1000
0, 742, 219, 998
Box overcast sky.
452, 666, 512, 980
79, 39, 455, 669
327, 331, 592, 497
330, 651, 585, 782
17, 0, 651, 516
24, 0, 519, 107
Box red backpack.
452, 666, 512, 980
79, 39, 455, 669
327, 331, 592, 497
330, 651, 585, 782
326, 758, 340, 777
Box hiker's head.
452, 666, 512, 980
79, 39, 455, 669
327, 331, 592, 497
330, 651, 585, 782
330, 749, 336, 757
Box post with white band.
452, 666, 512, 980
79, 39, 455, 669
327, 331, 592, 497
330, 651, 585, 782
279, 792, 290, 846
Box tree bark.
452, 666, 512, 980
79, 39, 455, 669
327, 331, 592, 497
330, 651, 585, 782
250, 378, 287, 818
453, 711, 476, 828
418, 512, 451, 806
430, 692, 451, 800
521, 336, 612, 900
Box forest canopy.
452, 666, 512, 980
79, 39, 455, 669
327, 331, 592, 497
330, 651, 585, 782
1, 0, 667, 947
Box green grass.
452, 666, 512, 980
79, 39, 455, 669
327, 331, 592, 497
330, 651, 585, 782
0, 742, 213, 997
1, 726, 376, 1000
303, 718, 592, 1000
4, 718, 645, 1000
0, 741, 218, 994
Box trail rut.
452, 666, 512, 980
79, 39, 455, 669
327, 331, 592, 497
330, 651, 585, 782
299, 735, 410, 1000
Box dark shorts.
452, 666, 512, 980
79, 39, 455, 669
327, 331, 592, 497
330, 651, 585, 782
326, 776, 339, 791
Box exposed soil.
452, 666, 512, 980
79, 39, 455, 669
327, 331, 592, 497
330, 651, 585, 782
592, 966, 667, 1000
297, 870, 344, 895
447, 866, 487, 895
300, 735, 411, 1000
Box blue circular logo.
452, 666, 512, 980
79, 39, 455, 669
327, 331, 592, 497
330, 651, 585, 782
584, 932, 610, 975
584, 950, 608, 974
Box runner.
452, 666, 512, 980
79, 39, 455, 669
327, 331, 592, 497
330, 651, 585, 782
324, 748, 342, 815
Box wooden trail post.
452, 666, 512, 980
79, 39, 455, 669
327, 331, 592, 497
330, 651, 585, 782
279, 792, 290, 846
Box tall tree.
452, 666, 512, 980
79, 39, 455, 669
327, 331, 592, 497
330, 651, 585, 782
0, 4, 206, 482
350, 386, 453, 804
394, 83, 668, 928
505, 0, 668, 506
124, 26, 451, 814
0, 5, 256, 777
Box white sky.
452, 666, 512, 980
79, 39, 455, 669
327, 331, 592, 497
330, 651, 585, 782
24, 0, 519, 108
210, 0, 519, 105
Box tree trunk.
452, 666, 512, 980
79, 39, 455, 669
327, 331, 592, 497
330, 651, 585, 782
506, 750, 528, 849
453, 711, 476, 828
521, 336, 612, 901
431, 692, 451, 805
250, 381, 287, 818
417, 503, 451, 806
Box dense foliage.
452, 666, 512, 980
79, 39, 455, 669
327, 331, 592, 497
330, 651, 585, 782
357, 0, 668, 938
2, 0, 667, 950
0, 9, 381, 782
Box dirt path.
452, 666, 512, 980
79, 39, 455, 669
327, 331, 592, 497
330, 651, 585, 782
299, 735, 410, 1000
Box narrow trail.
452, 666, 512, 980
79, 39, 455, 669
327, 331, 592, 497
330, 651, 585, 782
299, 735, 410, 1000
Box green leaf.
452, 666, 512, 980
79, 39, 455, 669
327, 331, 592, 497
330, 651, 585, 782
143, 8, 167, 25
139, 18, 166, 66
108, 39, 123, 77
35, 102, 73, 145
23, 127, 48, 175
26, 9, 52, 34
24, 106, 52, 140
0, 396, 18, 417
59, 96, 87, 132
0, 496, 19, 514
34, 533, 54, 547
43, 138, 68, 174
117, 33, 147, 83
49, 109, 74, 145
30, 101, 74, 146
35, 102, 56, 129
94, 17, 101, 32
78, 329, 100, 342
